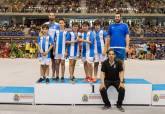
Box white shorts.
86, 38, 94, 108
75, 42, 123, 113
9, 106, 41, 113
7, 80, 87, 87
68, 56, 78, 60
39, 57, 51, 65
54, 54, 65, 60
94, 54, 106, 62
82, 57, 94, 63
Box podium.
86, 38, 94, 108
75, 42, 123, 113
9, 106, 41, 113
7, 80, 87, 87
152, 84, 165, 105
35, 78, 152, 105
0, 86, 34, 104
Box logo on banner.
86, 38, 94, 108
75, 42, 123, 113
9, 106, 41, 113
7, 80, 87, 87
82, 93, 102, 102
153, 94, 159, 102
13, 94, 33, 101
14, 94, 20, 101
82, 94, 88, 102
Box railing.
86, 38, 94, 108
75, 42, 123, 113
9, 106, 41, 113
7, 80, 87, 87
0, 12, 165, 17
0, 36, 165, 44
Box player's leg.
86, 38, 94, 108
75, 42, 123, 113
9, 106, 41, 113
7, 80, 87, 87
69, 59, 76, 80
45, 65, 50, 83
83, 60, 89, 81
87, 57, 94, 82
94, 54, 99, 80
55, 59, 60, 81
61, 59, 65, 81
38, 65, 45, 83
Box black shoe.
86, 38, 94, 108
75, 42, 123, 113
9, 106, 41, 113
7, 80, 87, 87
70, 76, 76, 83
55, 77, 59, 81
52, 77, 56, 80
71, 76, 75, 81
117, 106, 125, 112
37, 78, 44, 83
46, 78, 49, 84
61, 77, 64, 82
102, 105, 111, 110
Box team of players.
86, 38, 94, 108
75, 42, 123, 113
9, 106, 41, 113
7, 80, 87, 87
37, 12, 129, 84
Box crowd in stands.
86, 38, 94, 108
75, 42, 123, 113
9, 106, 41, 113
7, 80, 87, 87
0, 24, 25, 36
128, 0, 165, 14
128, 42, 165, 60
129, 24, 165, 37
38, 0, 81, 13
0, 0, 165, 13
0, 0, 81, 13
87, 0, 129, 13
86, 0, 165, 14
1, 41, 165, 60
1, 20, 165, 37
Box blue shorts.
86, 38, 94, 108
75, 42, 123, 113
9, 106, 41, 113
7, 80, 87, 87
113, 48, 126, 61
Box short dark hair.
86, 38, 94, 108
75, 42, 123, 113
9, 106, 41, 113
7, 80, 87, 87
72, 22, 79, 27
59, 18, 65, 23
106, 48, 115, 55
41, 24, 49, 29
94, 20, 101, 26
82, 21, 90, 26
115, 12, 121, 17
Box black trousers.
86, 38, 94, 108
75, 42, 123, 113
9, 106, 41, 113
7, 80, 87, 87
100, 81, 125, 107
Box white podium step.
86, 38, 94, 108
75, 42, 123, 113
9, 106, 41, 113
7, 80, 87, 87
35, 78, 152, 105
0, 86, 34, 104
152, 84, 165, 105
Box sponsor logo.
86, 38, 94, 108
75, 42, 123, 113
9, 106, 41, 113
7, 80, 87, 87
13, 94, 33, 101
153, 94, 159, 102
14, 94, 20, 101
82, 94, 102, 102
82, 94, 88, 102
159, 94, 165, 99
88, 94, 102, 100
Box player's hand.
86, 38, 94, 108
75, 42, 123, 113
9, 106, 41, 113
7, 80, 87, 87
103, 48, 107, 56
119, 82, 125, 89
42, 52, 48, 56
78, 38, 83, 43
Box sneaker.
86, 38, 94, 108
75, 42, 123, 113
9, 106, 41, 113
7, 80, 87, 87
85, 76, 91, 82
90, 78, 97, 83
102, 105, 111, 110
55, 77, 59, 81
61, 77, 64, 82
117, 106, 125, 112
52, 77, 56, 80
46, 78, 49, 84
70, 76, 76, 84
37, 78, 44, 83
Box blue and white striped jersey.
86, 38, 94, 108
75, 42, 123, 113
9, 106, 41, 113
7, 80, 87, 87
93, 29, 108, 54
66, 31, 80, 57
54, 30, 68, 55
37, 35, 53, 58
80, 31, 95, 58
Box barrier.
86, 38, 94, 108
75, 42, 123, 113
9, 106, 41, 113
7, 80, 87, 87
35, 78, 152, 105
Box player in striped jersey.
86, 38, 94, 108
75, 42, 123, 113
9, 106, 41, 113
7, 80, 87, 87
37, 24, 53, 83
54, 19, 68, 82
66, 22, 80, 82
93, 20, 108, 82
79, 21, 95, 82
44, 12, 60, 80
